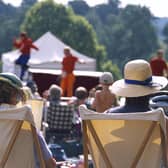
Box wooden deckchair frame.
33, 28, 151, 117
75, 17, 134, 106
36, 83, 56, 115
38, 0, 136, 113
83, 119, 164, 168
0, 120, 45, 168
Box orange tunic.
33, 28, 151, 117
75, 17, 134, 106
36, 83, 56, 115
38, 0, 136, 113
61, 55, 78, 97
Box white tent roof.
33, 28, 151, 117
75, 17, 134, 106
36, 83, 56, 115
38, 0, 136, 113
2, 31, 96, 73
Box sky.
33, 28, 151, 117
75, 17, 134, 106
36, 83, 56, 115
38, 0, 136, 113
2, 0, 168, 18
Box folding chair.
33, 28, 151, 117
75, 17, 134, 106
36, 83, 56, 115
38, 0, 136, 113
46, 103, 74, 142
26, 98, 44, 131
0, 105, 45, 168
79, 105, 168, 168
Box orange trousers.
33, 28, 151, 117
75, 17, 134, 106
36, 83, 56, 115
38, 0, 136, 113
60, 73, 75, 97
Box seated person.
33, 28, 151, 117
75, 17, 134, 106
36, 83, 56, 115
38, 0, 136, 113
46, 84, 74, 141
150, 92, 168, 115
0, 72, 56, 168
92, 72, 118, 112
105, 59, 168, 113
69, 86, 88, 138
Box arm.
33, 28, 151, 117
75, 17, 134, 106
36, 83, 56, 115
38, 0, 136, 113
37, 131, 57, 168
31, 43, 39, 51
13, 39, 22, 49
28, 39, 39, 51
91, 91, 100, 111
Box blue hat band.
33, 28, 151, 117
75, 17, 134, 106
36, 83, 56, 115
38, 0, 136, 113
125, 77, 153, 86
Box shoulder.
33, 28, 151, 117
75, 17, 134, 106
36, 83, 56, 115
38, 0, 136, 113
27, 38, 33, 43
106, 106, 125, 113
72, 55, 78, 60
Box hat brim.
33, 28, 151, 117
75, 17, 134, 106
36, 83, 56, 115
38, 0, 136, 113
111, 76, 168, 97
0, 77, 21, 90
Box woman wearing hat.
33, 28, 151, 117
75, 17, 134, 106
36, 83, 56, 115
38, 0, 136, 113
0, 73, 56, 168
106, 59, 168, 113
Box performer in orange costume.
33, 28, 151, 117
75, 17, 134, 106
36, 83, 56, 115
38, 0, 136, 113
60, 47, 84, 97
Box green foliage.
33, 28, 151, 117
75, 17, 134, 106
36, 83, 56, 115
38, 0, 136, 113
115, 5, 158, 66
68, 0, 89, 16
0, 0, 162, 76
101, 60, 121, 80
21, 0, 102, 61
163, 23, 168, 44
72, 2, 159, 69
0, 0, 37, 54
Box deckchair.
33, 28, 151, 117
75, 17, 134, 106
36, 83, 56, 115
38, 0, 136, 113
0, 105, 45, 168
46, 102, 74, 142
79, 105, 168, 168
26, 98, 44, 131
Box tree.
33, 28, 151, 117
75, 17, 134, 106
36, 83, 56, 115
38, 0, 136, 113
0, 0, 37, 55
101, 60, 121, 80
68, 0, 89, 16
109, 5, 159, 67
21, 0, 105, 62
163, 23, 168, 44
21, 0, 37, 8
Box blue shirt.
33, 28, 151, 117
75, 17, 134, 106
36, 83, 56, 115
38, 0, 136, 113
106, 96, 151, 113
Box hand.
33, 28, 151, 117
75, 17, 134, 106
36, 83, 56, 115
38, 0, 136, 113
45, 157, 57, 168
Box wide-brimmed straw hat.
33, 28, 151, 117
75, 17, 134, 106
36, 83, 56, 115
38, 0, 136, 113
0, 73, 23, 90
111, 59, 168, 97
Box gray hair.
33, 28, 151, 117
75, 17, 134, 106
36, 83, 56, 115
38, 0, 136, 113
48, 84, 62, 101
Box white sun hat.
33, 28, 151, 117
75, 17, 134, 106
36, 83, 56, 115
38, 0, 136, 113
111, 59, 168, 97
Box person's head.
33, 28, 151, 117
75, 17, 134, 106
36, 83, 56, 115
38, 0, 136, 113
64, 46, 71, 56
26, 81, 39, 94
75, 86, 88, 100
157, 49, 164, 58
111, 59, 168, 98
20, 32, 27, 40
0, 73, 25, 105
22, 86, 33, 101
48, 84, 62, 101
99, 72, 114, 85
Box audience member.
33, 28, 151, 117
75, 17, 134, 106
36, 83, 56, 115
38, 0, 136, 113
0, 72, 56, 168
22, 86, 34, 100
48, 84, 62, 104
105, 59, 168, 113
86, 87, 96, 109
68, 86, 88, 138
91, 72, 118, 112
46, 84, 74, 141
150, 49, 168, 77
26, 80, 41, 99
60, 46, 84, 97
74, 86, 88, 105
44, 84, 63, 122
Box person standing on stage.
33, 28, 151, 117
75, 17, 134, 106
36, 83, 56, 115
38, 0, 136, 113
13, 32, 39, 80
60, 47, 84, 97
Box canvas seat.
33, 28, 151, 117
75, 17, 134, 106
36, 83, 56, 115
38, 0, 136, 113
79, 105, 168, 168
0, 105, 45, 168
26, 98, 44, 131
46, 103, 74, 142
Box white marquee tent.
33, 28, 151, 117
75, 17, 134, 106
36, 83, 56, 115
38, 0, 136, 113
2, 31, 96, 73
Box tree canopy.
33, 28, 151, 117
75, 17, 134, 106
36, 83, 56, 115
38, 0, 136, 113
0, 0, 166, 78
21, 0, 105, 63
